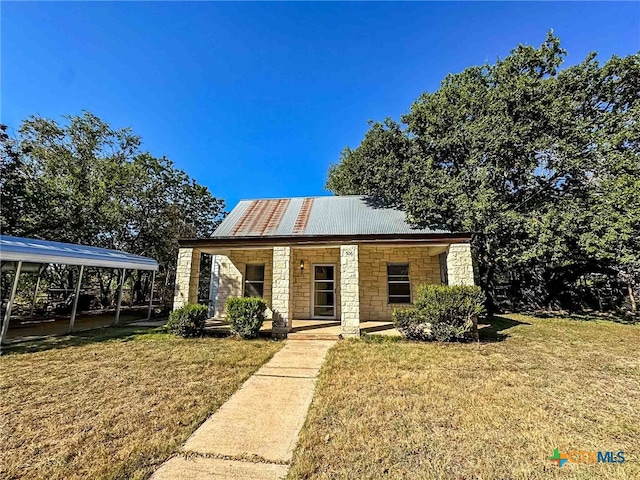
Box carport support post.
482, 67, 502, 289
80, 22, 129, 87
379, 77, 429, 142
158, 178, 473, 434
1, 261, 23, 348
31, 270, 43, 319
115, 268, 126, 325
69, 265, 85, 333
146, 270, 156, 320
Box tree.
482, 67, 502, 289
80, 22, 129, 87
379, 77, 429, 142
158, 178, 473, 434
327, 33, 640, 312
1, 112, 225, 303
0, 124, 29, 236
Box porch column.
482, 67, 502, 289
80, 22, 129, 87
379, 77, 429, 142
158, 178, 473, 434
208, 255, 220, 318
446, 243, 475, 286
340, 244, 360, 337
271, 246, 292, 338
173, 247, 201, 310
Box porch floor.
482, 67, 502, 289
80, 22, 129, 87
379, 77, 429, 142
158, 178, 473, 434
205, 318, 400, 337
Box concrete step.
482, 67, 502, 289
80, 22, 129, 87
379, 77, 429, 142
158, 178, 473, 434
287, 333, 340, 341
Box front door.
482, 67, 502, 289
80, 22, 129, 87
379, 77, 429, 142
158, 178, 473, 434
312, 265, 336, 319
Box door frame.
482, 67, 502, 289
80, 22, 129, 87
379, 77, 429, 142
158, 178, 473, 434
311, 263, 337, 320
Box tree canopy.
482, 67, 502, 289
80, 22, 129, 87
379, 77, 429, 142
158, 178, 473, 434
327, 33, 640, 311
1, 111, 225, 280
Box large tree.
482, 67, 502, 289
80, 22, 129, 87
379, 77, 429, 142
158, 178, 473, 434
327, 33, 640, 311
1, 112, 225, 301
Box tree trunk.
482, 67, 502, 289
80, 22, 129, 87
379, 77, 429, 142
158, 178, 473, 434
629, 283, 637, 313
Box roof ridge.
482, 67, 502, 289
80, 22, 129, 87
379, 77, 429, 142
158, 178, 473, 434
237, 194, 368, 202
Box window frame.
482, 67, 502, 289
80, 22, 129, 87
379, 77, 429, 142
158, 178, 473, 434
243, 263, 265, 298
387, 262, 412, 304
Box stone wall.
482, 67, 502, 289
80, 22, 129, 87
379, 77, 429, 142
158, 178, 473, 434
214, 249, 273, 317
173, 248, 201, 310
340, 245, 360, 336
271, 246, 292, 337
358, 246, 442, 321
208, 243, 460, 326
291, 248, 341, 319
446, 243, 475, 286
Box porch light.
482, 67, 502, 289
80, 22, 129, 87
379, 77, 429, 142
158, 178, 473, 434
300, 260, 305, 272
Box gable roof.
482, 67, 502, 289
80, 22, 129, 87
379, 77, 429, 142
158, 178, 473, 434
212, 196, 448, 238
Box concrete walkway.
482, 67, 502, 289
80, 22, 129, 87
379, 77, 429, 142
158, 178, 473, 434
152, 339, 335, 480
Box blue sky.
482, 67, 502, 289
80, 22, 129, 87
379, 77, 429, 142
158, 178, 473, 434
2, 2, 639, 209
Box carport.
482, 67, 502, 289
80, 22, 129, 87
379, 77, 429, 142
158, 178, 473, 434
0, 235, 159, 349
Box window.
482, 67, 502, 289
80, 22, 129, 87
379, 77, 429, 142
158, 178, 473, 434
244, 264, 265, 297
439, 253, 448, 285
387, 263, 411, 304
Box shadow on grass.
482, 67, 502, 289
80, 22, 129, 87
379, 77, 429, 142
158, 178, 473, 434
2, 325, 166, 355
202, 327, 281, 341
478, 315, 530, 342
361, 315, 529, 344
202, 328, 234, 339
360, 333, 403, 343
523, 310, 638, 325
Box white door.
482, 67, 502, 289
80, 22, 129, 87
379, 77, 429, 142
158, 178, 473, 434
312, 265, 336, 319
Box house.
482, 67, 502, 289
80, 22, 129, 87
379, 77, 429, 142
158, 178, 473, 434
173, 196, 475, 337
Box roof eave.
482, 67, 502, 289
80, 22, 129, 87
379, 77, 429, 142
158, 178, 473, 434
179, 232, 474, 249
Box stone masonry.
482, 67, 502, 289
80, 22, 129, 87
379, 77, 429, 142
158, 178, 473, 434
339, 244, 360, 337
291, 248, 341, 319
446, 243, 475, 286
173, 247, 201, 309
271, 246, 292, 338
358, 246, 442, 321
214, 249, 273, 317
174, 243, 475, 332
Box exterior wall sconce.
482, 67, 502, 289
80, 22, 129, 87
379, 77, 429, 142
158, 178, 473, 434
300, 260, 305, 273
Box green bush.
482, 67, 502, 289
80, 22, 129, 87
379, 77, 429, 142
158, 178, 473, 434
392, 308, 433, 341
392, 284, 485, 342
167, 303, 208, 337
225, 297, 267, 339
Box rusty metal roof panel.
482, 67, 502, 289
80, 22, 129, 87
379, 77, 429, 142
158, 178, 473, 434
212, 196, 447, 237
212, 200, 251, 236
273, 197, 304, 235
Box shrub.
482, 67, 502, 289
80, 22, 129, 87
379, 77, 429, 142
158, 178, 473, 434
167, 303, 208, 338
393, 284, 485, 342
225, 297, 267, 339
392, 308, 433, 341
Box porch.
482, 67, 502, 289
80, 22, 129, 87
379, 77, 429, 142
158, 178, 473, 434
175, 240, 475, 338
205, 318, 400, 339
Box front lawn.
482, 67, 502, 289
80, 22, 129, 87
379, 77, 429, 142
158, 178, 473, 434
289, 314, 640, 479
0, 327, 282, 479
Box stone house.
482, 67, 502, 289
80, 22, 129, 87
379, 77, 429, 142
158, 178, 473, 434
173, 196, 475, 337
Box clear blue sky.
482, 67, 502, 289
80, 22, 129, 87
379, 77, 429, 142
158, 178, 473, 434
2, 2, 639, 209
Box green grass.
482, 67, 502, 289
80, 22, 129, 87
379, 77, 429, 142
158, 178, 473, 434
0, 327, 282, 479
288, 314, 640, 479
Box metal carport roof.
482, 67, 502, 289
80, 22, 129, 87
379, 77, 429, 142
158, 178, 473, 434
0, 235, 158, 271
0, 235, 159, 350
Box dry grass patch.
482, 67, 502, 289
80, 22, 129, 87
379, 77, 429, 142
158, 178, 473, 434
0, 327, 282, 479
289, 315, 640, 479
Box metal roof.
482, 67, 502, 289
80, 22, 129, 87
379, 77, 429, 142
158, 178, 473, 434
212, 196, 448, 237
0, 235, 159, 271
